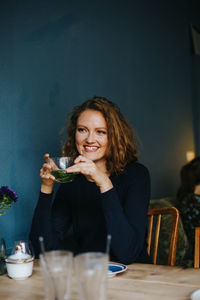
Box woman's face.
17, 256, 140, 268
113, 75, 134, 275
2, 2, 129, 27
75, 109, 108, 165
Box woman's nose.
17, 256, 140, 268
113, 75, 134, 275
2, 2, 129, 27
86, 132, 95, 143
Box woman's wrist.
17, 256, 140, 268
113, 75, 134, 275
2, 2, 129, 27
41, 183, 53, 194
98, 177, 113, 193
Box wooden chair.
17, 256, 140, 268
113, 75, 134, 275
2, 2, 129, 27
147, 207, 180, 266
194, 227, 200, 268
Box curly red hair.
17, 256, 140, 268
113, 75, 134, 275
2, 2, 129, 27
62, 96, 138, 174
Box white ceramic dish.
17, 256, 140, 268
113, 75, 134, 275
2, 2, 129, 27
108, 263, 128, 277
191, 289, 200, 300
5, 258, 34, 280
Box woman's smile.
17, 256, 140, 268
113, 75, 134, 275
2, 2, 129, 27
84, 146, 99, 152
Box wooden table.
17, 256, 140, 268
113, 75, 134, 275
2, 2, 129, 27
0, 260, 200, 300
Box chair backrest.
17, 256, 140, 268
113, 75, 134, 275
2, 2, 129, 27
194, 227, 200, 268
147, 207, 180, 266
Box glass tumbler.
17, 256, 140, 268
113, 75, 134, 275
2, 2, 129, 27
74, 252, 108, 300
40, 250, 73, 300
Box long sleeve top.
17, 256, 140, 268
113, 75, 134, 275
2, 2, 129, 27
29, 161, 151, 265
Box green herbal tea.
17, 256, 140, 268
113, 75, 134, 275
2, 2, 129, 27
51, 170, 76, 183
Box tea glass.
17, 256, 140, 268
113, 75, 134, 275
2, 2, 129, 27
47, 157, 76, 183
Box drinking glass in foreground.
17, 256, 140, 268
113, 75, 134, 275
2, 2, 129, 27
75, 252, 108, 300
40, 250, 73, 300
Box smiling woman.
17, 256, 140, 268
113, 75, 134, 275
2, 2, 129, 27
29, 96, 151, 265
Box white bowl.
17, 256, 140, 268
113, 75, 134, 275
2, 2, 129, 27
6, 258, 34, 280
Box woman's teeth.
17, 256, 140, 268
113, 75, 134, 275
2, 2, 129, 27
84, 146, 98, 151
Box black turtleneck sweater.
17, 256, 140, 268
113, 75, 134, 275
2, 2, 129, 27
30, 161, 151, 265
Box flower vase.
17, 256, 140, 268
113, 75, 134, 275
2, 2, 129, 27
0, 238, 6, 275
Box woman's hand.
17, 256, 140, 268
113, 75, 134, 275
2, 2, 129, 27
40, 153, 56, 194
66, 155, 113, 193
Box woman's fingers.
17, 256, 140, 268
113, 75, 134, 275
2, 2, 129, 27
68, 156, 92, 173
40, 169, 56, 181
74, 155, 89, 164
44, 153, 50, 162
40, 163, 56, 181
43, 163, 51, 171
40, 154, 56, 193
66, 161, 96, 179
66, 162, 90, 174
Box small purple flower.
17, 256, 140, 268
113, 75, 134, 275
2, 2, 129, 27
0, 186, 18, 216
1, 186, 18, 202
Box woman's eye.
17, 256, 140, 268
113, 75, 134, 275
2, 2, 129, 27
77, 128, 86, 133
97, 130, 106, 135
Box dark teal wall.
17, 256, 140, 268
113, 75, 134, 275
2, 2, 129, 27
0, 0, 200, 252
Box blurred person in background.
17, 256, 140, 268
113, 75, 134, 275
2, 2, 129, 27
175, 156, 200, 267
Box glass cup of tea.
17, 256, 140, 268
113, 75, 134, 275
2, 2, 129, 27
47, 157, 77, 183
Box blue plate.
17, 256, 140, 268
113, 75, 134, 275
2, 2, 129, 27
108, 263, 127, 277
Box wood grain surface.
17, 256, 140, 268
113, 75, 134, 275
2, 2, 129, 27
0, 260, 200, 300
